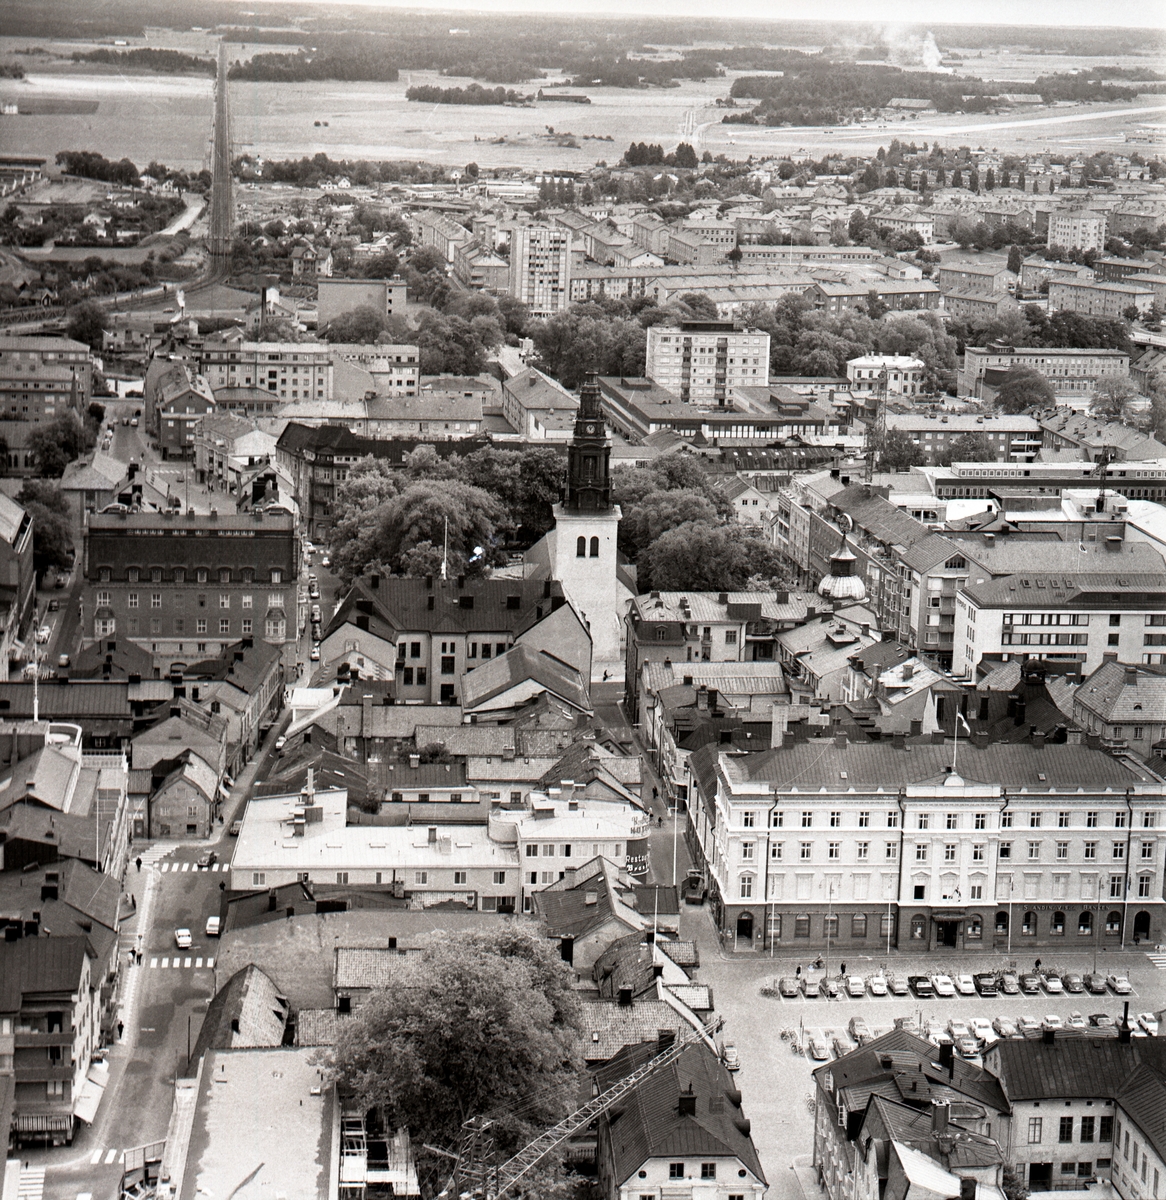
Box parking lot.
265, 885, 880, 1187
680, 906, 1166, 1200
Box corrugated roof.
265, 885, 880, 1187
963, 570, 1166, 609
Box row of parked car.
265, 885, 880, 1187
804, 1009, 1158, 1062
777, 968, 1132, 1000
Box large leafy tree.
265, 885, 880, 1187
936, 431, 997, 467
995, 367, 1056, 414
66, 300, 108, 351
328, 930, 583, 1194
621, 488, 719, 560
874, 428, 926, 472
460, 445, 565, 539
639, 520, 788, 592
16, 481, 73, 576
27, 411, 93, 477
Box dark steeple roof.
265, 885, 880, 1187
565, 371, 612, 513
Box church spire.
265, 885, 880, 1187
565, 371, 611, 512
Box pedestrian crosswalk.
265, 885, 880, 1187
148, 956, 215, 969
88, 1148, 124, 1165
158, 861, 230, 872
1145, 950, 1166, 970
17, 1165, 44, 1200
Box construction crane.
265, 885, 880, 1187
434, 1016, 723, 1200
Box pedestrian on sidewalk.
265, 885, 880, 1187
796, 964, 802, 978
136, 856, 142, 872
117, 1021, 124, 1040
840, 961, 847, 977
1035, 957, 1042, 972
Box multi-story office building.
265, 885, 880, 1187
885, 412, 1043, 463
954, 567, 1166, 676
959, 346, 1130, 398
508, 225, 572, 318
0, 335, 92, 474
644, 321, 770, 406
685, 736, 1165, 954
1048, 209, 1107, 253
83, 510, 298, 667
197, 335, 335, 403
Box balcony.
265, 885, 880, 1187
15, 1031, 72, 1048
15, 1065, 73, 1083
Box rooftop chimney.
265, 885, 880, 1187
1032, 730, 1046, 750
909, 719, 923, 738
1042, 1027, 1055, 1044
1124, 666, 1138, 687
678, 1086, 697, 1116
931, 1098, 950, 1135
938, 1041, 954, 1074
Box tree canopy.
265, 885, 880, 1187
936, 431, 997, 466
995, 367, 1056, 414
16, 481, 73, 576
639, 520, 788, 592
27, 411, 93, 477
327, 930, 583, 1193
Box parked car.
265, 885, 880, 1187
832, 1036, 850, 1059
1064, 973, 1085, 994
848, 1016, 872, 1041
205, 916, 221, 938
321, 556, 331, 568
174, 928, 192, 950
1089, 1013, 1116, 1028
931, 974, 956, 997
229, 820, 242, 836
999, 972, 1020, 995
1017, 1015, 1041, 1034
947, 1019, 971, 1039
1042, 972, 1064, 994
274, 735, 287, 751
1019, 973, 1042, 995
778, 977, 800, 998
47, 598, 60, 612
975, 973, 999, 997
57, 653, 70, 668
970, 1018, 996, 1045
824, 979, 840, 1000
992, 1017, 1019, 1039
808, 1035, 830, 1061
955, 1035, 980, 1059
197, 851, 217, 868
721, 1042, 740, 1071
130, 417, 138, 426
887, 975, 909, 996
909, 975, 934, 998
1067, 1011, 1087, 1029
310, 644, 320, 661
54, 573, 68, 589
894, 1015, 919, 1034
1137, 1013, 1159, 1035
1042, 1015, 1064, 1031
955, 974, 976, 996
803, 978, 821, 998
869, 975, 888, 997
1107, 974, 1132, 995
35, 625, 51, 643
1084, 973, 1109, 995
846, 975, 865, 998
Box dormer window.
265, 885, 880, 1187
127, 568, 140, 583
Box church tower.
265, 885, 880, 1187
541, 372, 623, 669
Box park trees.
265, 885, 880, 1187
874, 428, 926, 472
639, 521, 789, 592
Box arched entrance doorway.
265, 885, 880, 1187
736, 911, 754, 943
1134, 910, 1151, 941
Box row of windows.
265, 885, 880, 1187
1028, 1114, 1114, 1144
763, 838, 1157, 864
743, 910, 898, 938
257, 869, 505, 887
1116, 1119, 1160, 1193
124, 593, 279, 610
754, 809, 1152, 830
97, 567, 285, 584
104, 617, 285, 639
1004, 910, 1132, 936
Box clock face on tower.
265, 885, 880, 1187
586, 424, 595, 434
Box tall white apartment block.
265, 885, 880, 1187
645, 321, 770, 406
1047, 209, 1107, 253
509, 225, 572, 318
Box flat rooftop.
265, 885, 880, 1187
180, 1048, 332, 1200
